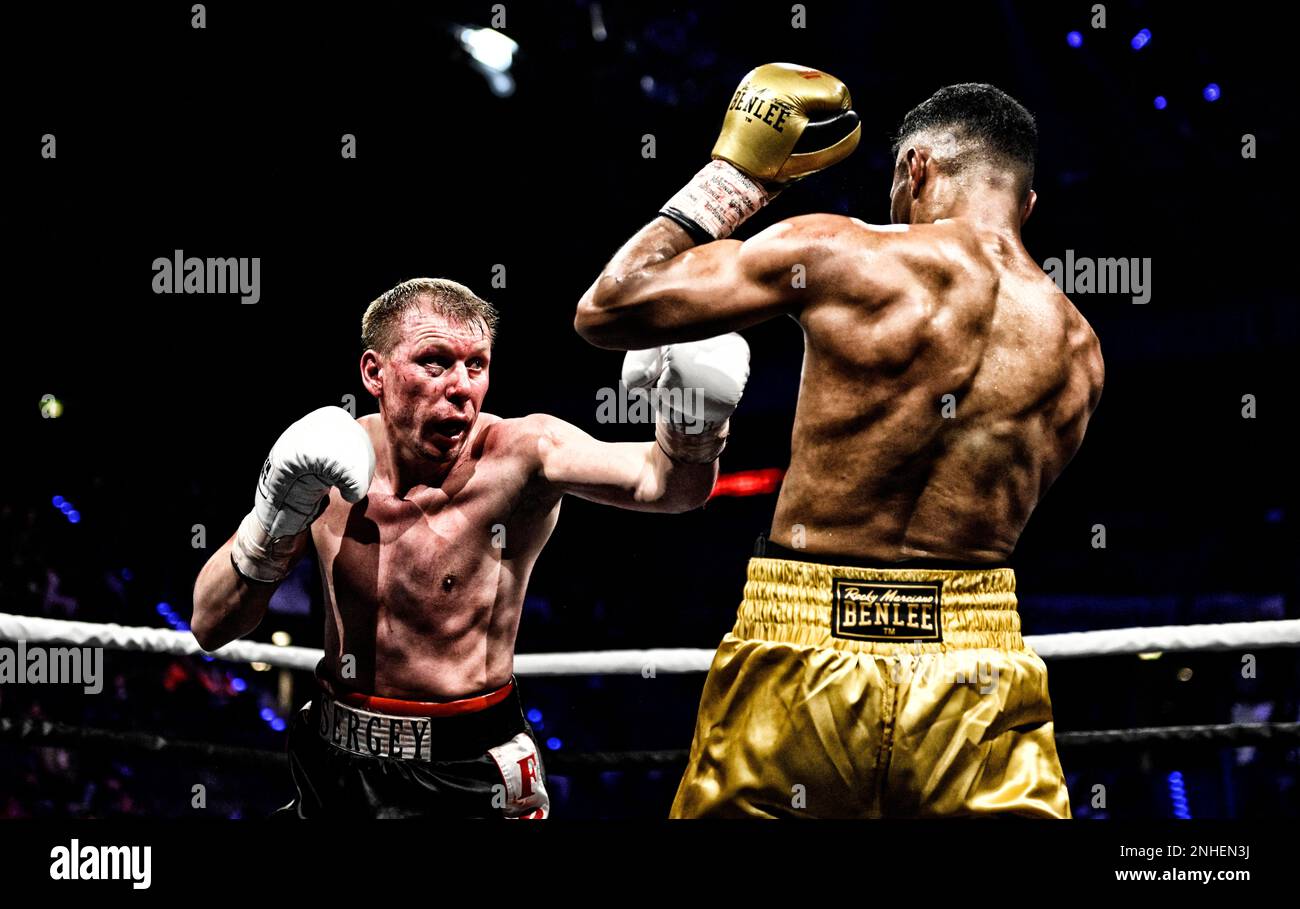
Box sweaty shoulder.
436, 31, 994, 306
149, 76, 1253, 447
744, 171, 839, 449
749, 215, 992, 309
476, 413, 559, 469
1060, 295, 1105, 413
467, 412, 509, 453
748, 213, 909, 267
893, 219, 998, 293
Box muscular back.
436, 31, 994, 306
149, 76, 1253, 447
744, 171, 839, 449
770, 217, 1104, 562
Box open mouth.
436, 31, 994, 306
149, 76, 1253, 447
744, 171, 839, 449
430, 418, 469, 441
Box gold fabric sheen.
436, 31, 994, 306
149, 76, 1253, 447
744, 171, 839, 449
711, 63, 861, 183
671, 556, 1071, 818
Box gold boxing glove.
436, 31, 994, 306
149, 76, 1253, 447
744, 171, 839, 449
714, 62, 861, 183
661, 62, 860, 242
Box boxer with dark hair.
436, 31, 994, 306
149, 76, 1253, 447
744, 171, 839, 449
193, 277, 750, 818
576, 72, 1103, 818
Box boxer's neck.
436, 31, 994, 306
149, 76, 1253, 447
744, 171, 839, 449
920, 183, 1026, 236
392, 448, 463, 495
376, 425, 470, 496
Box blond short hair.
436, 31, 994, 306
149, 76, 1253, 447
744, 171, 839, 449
361, 277, 498, 355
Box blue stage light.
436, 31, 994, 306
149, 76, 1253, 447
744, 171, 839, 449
67, 511, 81, 523
156, 602, 171, 615
121, 568, 133, 581
52, 496, 65, 507
259, 707, 275, 722
231, 678, 247, 692
1167, 771, 1192, 818
546, 737, 562, 750
1154, 96, 1168, 110
59, 502, 72, 514
1067, 31, 1083, 48
527, 708, 543, 723
1131, 28, 1152, 50
1203, 83, 1221, 101
271, 718, 287, 732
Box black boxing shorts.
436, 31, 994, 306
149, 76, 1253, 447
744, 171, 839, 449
277, 676, 550, 819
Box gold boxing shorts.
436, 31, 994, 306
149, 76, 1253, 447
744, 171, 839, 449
671, 545, 1070, 818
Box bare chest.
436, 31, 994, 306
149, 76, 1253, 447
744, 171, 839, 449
311, 463, 530, 604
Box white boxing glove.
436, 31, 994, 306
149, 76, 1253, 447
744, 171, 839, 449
231, 406, 376, 582
622, 333, 751, 463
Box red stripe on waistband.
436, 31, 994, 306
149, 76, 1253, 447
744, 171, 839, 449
334, 680, 515, 717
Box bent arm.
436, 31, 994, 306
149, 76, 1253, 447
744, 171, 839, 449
575, 216, 827, 349
530, 415, 718, 513
191, 531, 309, 651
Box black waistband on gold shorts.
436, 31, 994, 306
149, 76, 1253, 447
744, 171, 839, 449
307, 678, 526, 762
737, 536, 1023, 654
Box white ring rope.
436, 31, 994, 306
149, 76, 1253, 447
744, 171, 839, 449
2, 613, 1298, 675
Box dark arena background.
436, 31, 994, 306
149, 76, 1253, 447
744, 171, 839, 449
4, 0, 1297, 841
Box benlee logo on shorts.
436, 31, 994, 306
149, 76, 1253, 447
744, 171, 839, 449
831, 579, 943, 643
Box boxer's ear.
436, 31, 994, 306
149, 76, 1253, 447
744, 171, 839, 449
1021, 189, 1038, 226
360, 350, 384, 398
907, 148, 925, 198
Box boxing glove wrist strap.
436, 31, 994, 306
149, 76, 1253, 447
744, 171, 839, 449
660, 160, 769, 241
231, 511, 304, 584
655, 416, 729, 464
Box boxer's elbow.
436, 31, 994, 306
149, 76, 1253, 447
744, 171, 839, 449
190, 607, 227, 653
191, 627, 222, 654
653, 462, 718, 513
191, 561, 231, 651
575, 278, 649, 349
660, 489, 711, 513
574, 292, 620, 348
192, 602, 257, 653
191, 570, 259, 652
